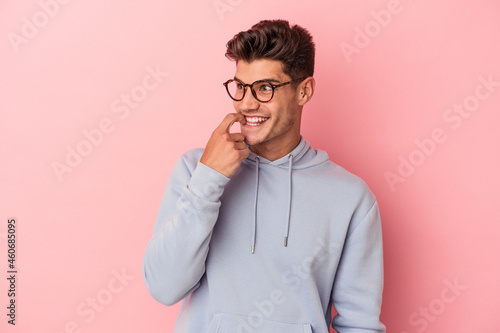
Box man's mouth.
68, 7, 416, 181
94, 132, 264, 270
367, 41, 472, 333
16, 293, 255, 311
244, 116, 270, 127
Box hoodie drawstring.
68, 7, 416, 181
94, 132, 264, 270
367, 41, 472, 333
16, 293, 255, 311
251, 154, 294, 254
284, 154, 293, 247
252, 156, 260, 254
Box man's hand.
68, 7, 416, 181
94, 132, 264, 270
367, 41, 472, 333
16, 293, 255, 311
200, 113, 249, 178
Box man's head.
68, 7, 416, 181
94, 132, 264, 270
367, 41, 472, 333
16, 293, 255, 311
224, 20, 316, 160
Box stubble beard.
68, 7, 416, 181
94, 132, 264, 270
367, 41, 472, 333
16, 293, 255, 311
243, 115, 296, 148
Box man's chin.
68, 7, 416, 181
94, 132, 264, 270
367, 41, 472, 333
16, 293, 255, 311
245, 139, 271, 155
244, 140, 259, 147
242, 134, 253, 145
243, 136, 262, 147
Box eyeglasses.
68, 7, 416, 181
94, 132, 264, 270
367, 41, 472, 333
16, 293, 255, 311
223, 77, 307, 103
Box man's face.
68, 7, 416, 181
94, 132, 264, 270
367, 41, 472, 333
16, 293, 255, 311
233, 59, 303, 156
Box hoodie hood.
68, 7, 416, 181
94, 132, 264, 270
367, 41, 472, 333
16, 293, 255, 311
243, 136, 329, 170
241, 137, 329, 253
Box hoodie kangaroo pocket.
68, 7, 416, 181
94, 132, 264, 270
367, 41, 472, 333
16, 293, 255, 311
208, 312, 313, 333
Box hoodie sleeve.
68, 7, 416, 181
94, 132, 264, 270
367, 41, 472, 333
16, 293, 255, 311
143, 150, 230, 306
331, 200, 386, 333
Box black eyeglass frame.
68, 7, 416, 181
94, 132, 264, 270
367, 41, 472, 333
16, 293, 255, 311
223, 77, 307, 103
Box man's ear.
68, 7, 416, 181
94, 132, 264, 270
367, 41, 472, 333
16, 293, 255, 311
298, 77, 315, 106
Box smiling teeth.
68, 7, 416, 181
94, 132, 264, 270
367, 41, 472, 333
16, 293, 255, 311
245, 116, 268, 126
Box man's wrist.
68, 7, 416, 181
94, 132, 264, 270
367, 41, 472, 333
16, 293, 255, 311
188, 162, 230, 202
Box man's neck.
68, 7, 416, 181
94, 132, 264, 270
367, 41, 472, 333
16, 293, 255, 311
249, 136, 301, 161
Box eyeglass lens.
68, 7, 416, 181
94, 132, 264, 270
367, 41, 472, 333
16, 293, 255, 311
226, 80, 274, 102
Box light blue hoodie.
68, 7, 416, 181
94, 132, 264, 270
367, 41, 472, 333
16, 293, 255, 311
143, 138, 385, 333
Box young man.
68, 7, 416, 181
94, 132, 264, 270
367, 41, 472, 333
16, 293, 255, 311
143, 20, 385, 333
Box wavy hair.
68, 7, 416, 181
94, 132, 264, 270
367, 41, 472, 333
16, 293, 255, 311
225, 20, 315, 80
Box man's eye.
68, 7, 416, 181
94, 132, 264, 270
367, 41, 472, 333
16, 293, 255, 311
236, 83, 245, 90
259, 84, 273, 92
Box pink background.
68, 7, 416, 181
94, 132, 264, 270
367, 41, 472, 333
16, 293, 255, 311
1, 0, 499, 332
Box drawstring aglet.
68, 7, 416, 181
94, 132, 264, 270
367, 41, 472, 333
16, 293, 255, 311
251, 244, 255, 254
284, 236, 288, 247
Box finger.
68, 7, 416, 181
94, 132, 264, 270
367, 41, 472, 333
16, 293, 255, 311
234, 141, 247, 150
240, 148, 250, 159
217, 113, 246, 134
229, 133, 245, 142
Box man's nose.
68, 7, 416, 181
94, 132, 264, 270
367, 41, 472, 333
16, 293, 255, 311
237, 87, 260, 111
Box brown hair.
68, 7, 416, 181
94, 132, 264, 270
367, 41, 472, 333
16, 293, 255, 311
225, 20, 315, 80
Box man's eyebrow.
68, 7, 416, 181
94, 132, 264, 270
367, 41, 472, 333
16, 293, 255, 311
234, 76, 281, 83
